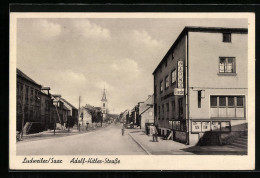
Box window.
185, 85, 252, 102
166, 103, 169, 112
162, 104, 164, 115
103, 103, 105, 107
172, 100, 175, 110
154, 85, 157, 96
160, 81, 163, 92
172, 51, 174, 60
165, 75, 169, 89
198, 91, 201, 108
210, 96, 245, 118
219, 57, 236, 73
171, 69, 176, 84
223, 33, 231, 42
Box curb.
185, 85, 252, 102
128, 133, 151, 155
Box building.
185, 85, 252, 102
101, 88, 108, 120
79, 106, 93, 127
153, 27, 248, 145
40, 88, 53, 130
52, 94, 65, 129
139, 94, 154, 129
59, 97, 78, 127
16, 68, 42, 132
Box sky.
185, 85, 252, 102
16, 17, 247, 114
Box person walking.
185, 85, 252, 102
121, 124, 125, 136
150, 125, 158, 142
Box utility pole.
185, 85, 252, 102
78, 96, 81, 131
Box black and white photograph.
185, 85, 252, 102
9, 12, 255, 170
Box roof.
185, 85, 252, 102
152, 26, 248, 75
63, 105, 70, 111
101, 88, 107, 102
59, 98, 77, 110
17, 68, 41, 87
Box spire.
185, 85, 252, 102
101, 87, 107, 102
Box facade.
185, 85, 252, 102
139, 95, 154, 129
40, 90, 53, 130
153, 27, 248, 145
101, 88, 108, 120
52, 95, 65, 129
16, 68, 42, 131
59, 97, 78, 127
79, 106, 93, 127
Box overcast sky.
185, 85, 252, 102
17, 17, 247, 114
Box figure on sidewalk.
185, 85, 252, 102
121, 124, 125, 136
150, 125, 158, 142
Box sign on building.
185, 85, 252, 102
174, 88, 184, 95
177, 61, 184, 88
192, 121, 202, 132
202, 121, 211, 132
211, 121, 221, 131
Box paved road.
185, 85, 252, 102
16, 124, 146, 155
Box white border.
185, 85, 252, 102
9, 12, 255, 170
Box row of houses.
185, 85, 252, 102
119, 94, 154, 129
16, 68, 78, 133
121, 26, 248, 146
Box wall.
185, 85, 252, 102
139, 95, 154, 129
16, 77, 41, 131
154, 34, 187, 130
188, 31, 248, 120
187, 31, 248, 146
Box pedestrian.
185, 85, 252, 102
121, 124, 125, 136
150, 125, 158, 142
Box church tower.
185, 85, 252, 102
101, 88, 107, 119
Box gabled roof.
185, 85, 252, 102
152, 26, 248, 75
17, 68, 41, 87
59, 98, 77, 110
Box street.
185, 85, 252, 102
16, 124, 147, 155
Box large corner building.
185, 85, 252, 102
153, 26, 248, 145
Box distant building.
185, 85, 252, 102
101, 88, 108, 120
59, 97, 78, 127
79, 106, 92, 127
153, 27, 248, 145
139, 95, 154, 129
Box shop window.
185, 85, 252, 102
223, 33, 231, 42
210, 96, 245, 118
219, 57, 236, 73
171, 69, 176, 84
165, 75, 169, 89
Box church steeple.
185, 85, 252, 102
101, 88, 107, 102
101, 87, 107, 117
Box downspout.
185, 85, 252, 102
185, 32, 190, 145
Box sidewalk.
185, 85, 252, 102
128, 129, 247, 155
18, 124, 109, 142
